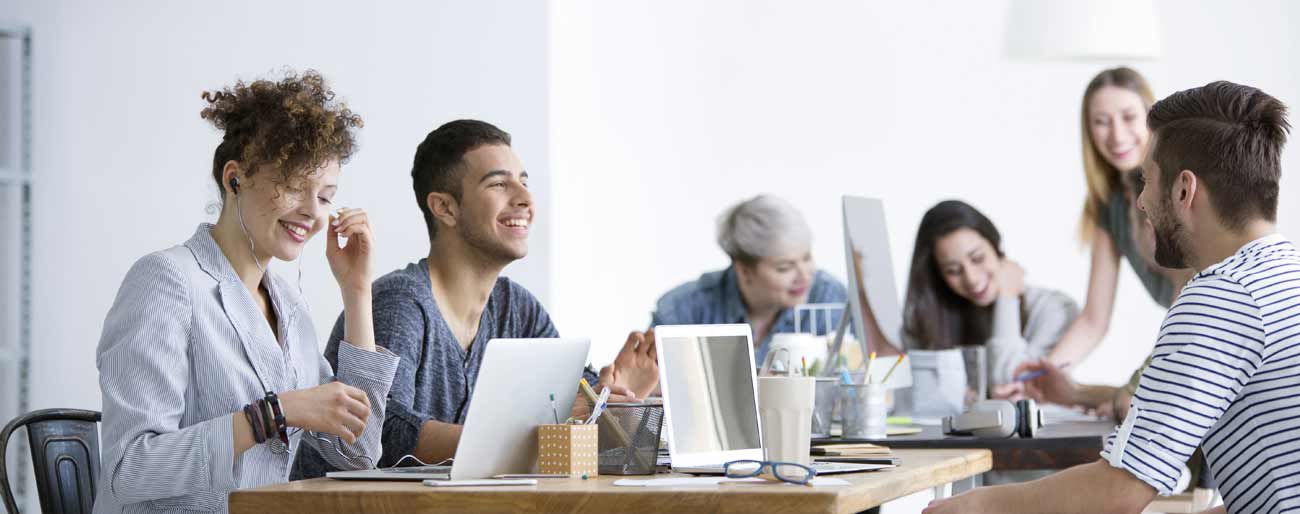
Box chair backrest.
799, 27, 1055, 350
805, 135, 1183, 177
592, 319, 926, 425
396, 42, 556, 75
0, 409, 102, 514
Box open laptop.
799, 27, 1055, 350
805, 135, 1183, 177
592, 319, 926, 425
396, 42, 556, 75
654, 324, 883, 475
327, 338, 590, 480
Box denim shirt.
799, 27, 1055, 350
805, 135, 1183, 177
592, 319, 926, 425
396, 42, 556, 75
651, 266, 848, 364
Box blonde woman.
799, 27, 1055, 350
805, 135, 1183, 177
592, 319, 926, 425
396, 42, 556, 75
1031, 68, 1190, 368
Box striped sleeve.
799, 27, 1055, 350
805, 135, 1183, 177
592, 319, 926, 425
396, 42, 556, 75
303, 339, 399, 470
95, 252, 239, 503
1100, 274, 1266, 495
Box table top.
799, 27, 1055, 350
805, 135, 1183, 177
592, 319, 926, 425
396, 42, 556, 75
228, 448, 991, 514
814, 420, 1114, 470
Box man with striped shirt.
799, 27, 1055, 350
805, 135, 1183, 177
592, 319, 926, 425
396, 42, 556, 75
926, 81, 1296, 513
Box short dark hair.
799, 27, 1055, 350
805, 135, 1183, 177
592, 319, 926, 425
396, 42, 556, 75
411, 120, 512, 241
1147, 81, 1290, 229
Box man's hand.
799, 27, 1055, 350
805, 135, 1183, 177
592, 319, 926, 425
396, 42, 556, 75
599, 329, 660, 401
923, 487, 1001, 514
1015, 358, 1078, 406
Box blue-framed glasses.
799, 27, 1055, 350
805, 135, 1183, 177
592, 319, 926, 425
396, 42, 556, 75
723, 460, 817, 486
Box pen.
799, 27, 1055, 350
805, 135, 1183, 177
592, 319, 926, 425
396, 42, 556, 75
549, 393, 559, 424
840, 369, 854, 385
1015, 362, 1071, 382
587, 388, 611, 424
879, 354, 906, 385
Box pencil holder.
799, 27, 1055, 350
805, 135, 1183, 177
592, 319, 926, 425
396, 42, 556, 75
538, 424, 598, 476
596, 403, 664, 475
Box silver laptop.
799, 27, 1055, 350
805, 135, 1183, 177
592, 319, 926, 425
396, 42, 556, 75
654, 324, 880, 475
327, 338, 590, 480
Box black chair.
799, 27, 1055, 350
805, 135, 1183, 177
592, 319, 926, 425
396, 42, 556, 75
0, 409, 101, 514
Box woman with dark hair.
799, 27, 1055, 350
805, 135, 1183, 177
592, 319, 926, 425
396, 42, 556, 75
855, 200, 1078, 390
94, 70, 397, 514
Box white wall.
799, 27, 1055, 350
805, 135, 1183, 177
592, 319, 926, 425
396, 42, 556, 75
2, 0, 554, 413
550, 0, 1300, 384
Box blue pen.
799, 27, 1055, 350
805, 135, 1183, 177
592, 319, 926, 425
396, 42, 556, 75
1015, 362, 1071, 382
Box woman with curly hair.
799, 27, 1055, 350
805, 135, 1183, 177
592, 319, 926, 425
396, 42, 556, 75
93, 70, 398, 513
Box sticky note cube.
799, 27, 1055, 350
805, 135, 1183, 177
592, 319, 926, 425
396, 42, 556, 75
537, 424, 598, 476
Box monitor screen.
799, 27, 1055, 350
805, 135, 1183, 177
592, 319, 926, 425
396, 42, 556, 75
659, 334, 762, 454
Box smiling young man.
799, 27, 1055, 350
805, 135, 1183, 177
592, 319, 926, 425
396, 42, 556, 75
293, 120, 658, 477
926, 81, 1297, 514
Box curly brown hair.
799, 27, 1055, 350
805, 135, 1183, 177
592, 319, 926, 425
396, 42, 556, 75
201, 69, 363, 199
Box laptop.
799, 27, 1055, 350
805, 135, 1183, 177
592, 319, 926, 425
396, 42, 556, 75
327, 338, 590, 480
654, 324, 883, 475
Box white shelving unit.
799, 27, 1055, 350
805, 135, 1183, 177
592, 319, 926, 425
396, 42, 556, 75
0, 23, 32, 509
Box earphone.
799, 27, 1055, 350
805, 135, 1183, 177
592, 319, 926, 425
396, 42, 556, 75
228, 175, 368, 465
229, 176, 266, 274
942, 399, 1043, 439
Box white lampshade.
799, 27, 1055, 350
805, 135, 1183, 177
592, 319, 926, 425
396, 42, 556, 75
1005, 0, 1164, 60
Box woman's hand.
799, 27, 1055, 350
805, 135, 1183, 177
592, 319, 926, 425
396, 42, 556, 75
995, 259, 1026, 298
279, 381, 372, 444
326, 208, 374, 294
1015, 358, 1078, 406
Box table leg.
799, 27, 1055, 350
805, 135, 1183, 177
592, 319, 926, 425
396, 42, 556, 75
931, 482, 953, 499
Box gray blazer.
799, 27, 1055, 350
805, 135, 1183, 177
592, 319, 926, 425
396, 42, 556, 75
93, 224, 398, 514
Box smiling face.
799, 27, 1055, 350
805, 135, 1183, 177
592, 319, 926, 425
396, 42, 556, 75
230, 160, 339, 263
449, 144, 533, 263
1088, 86, 1151, 173
933, 227, 1001, 307
737, 250, 815, 311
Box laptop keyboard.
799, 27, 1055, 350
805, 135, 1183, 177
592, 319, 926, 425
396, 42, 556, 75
384, 465, 452, 474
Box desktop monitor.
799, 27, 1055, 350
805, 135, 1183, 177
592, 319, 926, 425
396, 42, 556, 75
842, 195, 904, 357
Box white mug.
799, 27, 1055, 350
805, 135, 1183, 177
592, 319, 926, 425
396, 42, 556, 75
767, 333, 826, 374
757, 376, 815, 465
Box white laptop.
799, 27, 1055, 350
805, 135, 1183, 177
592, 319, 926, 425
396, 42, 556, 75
327, 338, 590, 480
654, 324, 881, 475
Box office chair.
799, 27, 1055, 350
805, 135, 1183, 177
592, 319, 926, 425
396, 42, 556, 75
0, 409, 102, 514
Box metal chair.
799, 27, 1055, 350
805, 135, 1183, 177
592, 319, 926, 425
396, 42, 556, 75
0, 409, 102, 514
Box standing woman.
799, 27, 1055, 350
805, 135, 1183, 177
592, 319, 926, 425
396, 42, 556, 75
94, 70, 398, 513
1036, 67, 1188, 367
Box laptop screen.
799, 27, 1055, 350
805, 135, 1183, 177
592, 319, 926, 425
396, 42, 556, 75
659, 333, 762, 455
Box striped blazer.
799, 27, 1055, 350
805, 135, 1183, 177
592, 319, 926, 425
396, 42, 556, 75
93, 224, 398, 514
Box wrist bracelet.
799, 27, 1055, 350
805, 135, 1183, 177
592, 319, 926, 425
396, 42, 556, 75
257, 398, 277, 442
266, 391, 289, 445
243, 404, 267, 444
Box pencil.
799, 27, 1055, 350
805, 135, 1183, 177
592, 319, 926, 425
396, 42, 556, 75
880, 354, 906, 385
864, 352, 876, 384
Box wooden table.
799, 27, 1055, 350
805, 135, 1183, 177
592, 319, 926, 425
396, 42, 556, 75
814, 420, 1114, 471
229, 449, 991, 514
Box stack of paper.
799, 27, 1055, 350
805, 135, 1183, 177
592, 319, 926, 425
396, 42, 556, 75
810, 443, 893, 456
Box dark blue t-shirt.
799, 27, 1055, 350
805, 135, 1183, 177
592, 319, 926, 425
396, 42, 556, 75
293, 258, 594, 478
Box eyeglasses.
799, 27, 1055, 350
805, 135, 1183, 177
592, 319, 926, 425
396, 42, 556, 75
723, 460, 817, 486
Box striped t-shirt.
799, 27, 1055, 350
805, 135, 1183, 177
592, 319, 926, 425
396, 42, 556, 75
1101, 234, 1300, 513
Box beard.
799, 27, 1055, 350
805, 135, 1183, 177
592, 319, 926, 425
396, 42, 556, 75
457, 216, 527, 265
1150, 198, 1190, 269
